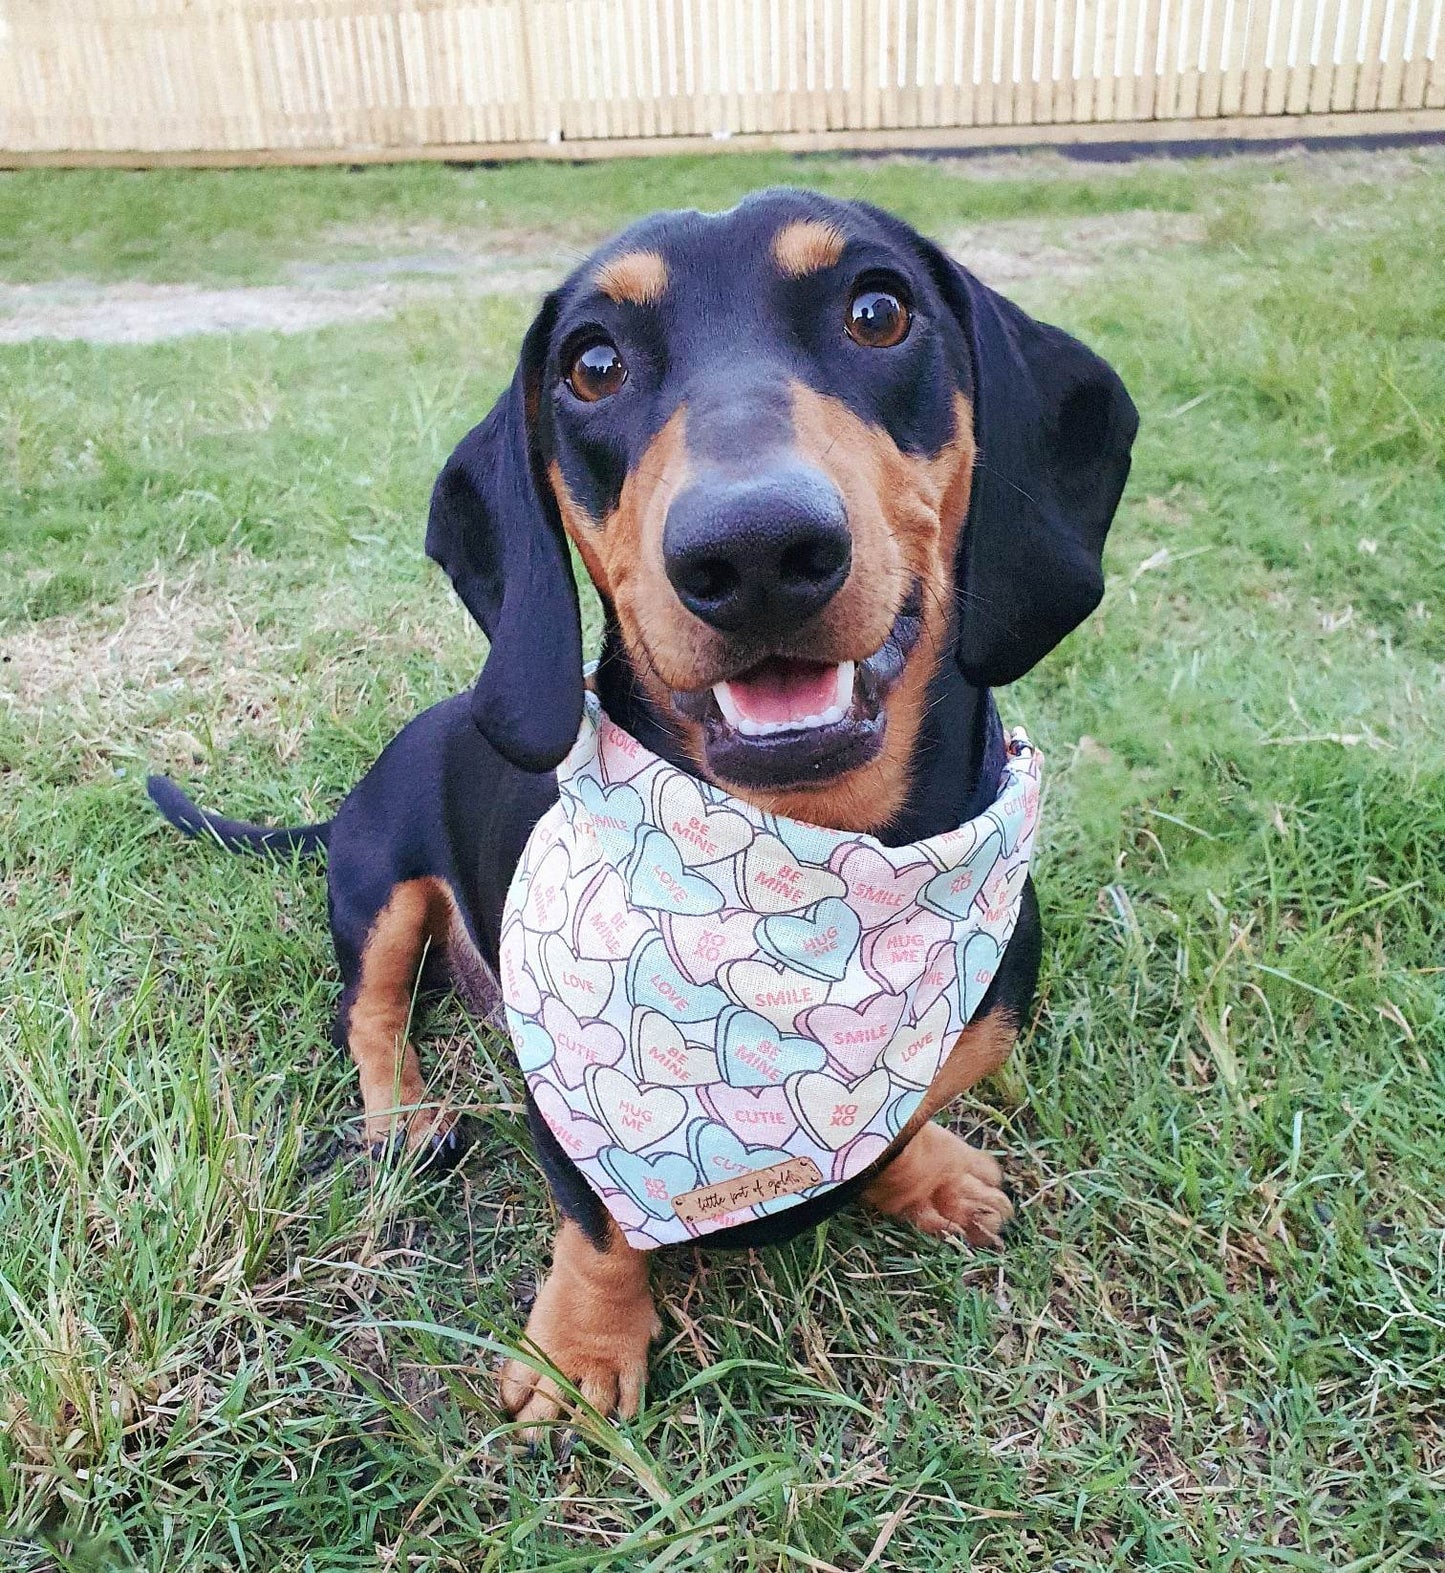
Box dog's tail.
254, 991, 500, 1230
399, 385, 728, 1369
146, 775, 331, 858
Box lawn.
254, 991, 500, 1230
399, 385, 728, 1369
1, 146, 1442, 1570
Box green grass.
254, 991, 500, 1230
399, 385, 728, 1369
1, 147, 1443, 1570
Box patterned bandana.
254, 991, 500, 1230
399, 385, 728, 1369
500, 692, 1042, 1250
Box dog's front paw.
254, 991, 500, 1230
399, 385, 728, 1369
498, 1222, 658, 1439
863, 1121, 1013, 1247
366, 1106, 472, 1173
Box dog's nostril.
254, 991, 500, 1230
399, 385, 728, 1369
681, 558, 740, 604
779, 537, 846, 586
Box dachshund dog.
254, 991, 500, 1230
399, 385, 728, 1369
150, 188, 1137, 1431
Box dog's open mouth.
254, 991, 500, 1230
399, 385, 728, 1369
672, 588, 923, 790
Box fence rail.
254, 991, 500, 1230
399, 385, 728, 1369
2, 0, 1442, 164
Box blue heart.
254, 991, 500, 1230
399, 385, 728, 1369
510, 1017, 554, 1075
571, 776, 645, 852
757, 897, 861, 983
955, 929, 1003, 1023
884, 1087, 920, 1138
717, 1007, 825, 1087
687, 1120, 802, 1216
626, 827, 725, 917
764, 811, 836, 870
918, 828, 1003, 919
597, 1146, 699, 1220
627, 935, 729, 1024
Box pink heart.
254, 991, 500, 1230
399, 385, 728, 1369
663, 908, 759, 985
521, 841, 572, 933
572, 867, 652, 961
498, 918, 541, 1016
832, 844, 932, 930
597, 715, 653, 784
531, 1080, 610, 1160
542, 998, 626, 1088
802, 991, 908, 1079
913, 940, 956, 1021
831, 1130, 891, 1182
862, 908, 951, 992
599, 1188, 655, 1239
702, 1083, 798, 1146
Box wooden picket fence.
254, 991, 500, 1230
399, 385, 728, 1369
1, 0, 1442, 165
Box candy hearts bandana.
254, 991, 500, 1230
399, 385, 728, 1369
503, 692, 1042, 1249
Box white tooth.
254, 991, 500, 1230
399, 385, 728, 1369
713, 682, 744, 730
833, 661, 857, 712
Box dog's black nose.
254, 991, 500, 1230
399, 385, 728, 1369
662, 468, 851, 635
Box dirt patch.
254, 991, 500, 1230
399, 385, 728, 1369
0, 574, 276, 748
947, 209, 1205, 287
0, 262, 559, 346
0, 206, 1209, 343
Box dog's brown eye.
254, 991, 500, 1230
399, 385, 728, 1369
567, 339, 627, 402
847, 287, 910, 348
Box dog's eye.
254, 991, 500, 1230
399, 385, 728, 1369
846, 286, 911, 349
567, 339, 627, 402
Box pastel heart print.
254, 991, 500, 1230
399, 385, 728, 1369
629, 1009, 721, 1087
627, 935, 730, 1024
687, 1120, 798, 1208
587, 1066, 688, 1153
757, 897, 862, 983
512, 1019, 554, 1075
831, 1129, 890, 1183
702, 1082, 799, 1146
521, 841, 572, 933
564, 820, 603, 879
764, 811, 838, 870
627, 827, 726, 916
787, 1066, 894, 1152
917, 815, 987, 871
573, 774, 646, 849
912, 940, 957, 1022
802, 991, 908, 1080
498, 917, 541, 1017
595, 1184, 656, 1238
542, 997, 626, 1088
531, 1079, 609, 1160
717, 1007, 826, 1087
882, 994, 953, 1088
832, 843, 933, 930
884, 1088, 916, 1138
663, 908, 759, 985
571, 866, 652, 961
597, 1146, 698, 1219
980, 859, 1029, 927
596, 715, 655, 784
917, 826, 1004, 919
720, 958, 832, 1032
955, 929, 1004, 1024
654, 771, 755, 866
741, 833, 846, 914
862, 907, 952, 993
541, 933, 616, 1018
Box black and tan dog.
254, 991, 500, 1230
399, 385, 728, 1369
150, 188, 1136, 1429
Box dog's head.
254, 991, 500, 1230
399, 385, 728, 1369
428, 189, 1137, 829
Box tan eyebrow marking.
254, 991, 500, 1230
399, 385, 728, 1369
594, 250, 669, 306
772, 218, 847, 279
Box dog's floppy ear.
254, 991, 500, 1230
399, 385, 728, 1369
922, 246, 1139, 686
426, 295, 584, 772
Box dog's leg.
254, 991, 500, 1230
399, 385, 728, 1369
340, 877, 464, 1166
499, 1218, 659, 1435
862, 1009, 1018, 1245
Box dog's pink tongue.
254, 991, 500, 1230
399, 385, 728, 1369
726, 658, 839, 726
